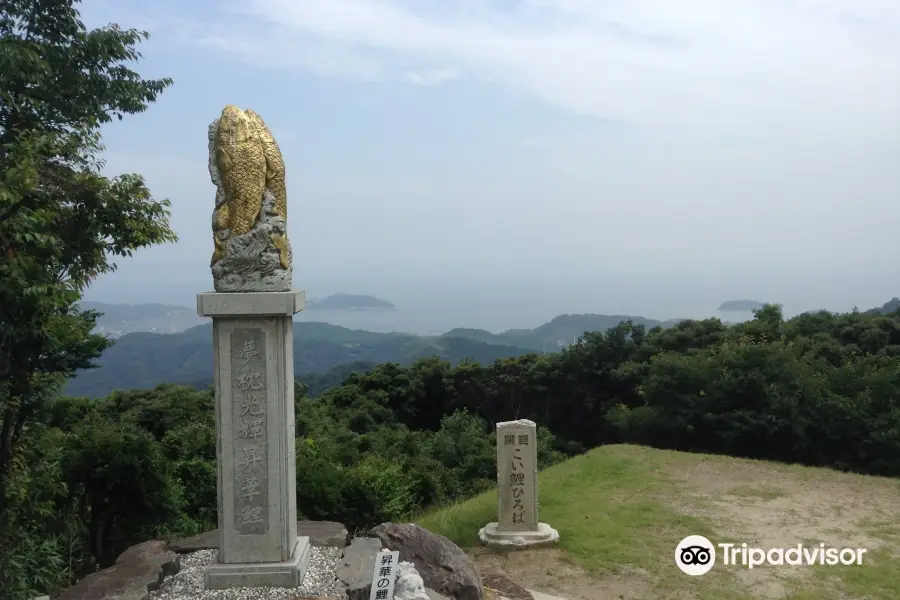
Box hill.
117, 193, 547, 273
870, 297, 900, 314
307, 293, 395, 310
64, 322, 535, 397
718, 299, 766, 311
65, 313, 679, 398
418, 445, 900, 600
442, 313, 677, 352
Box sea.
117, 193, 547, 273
87, 271, 896, 336
293, 290, 865, 336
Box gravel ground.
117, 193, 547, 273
151, 546, 346, 600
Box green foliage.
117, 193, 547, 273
0, 425, 74, 600
0, 0, 176, 593
0, 531, 70, 600
0, 0, 175, 485
63, 417, 181, 564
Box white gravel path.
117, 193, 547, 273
151, 546, 346, 600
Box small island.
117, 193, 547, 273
718, 300, 766, 312
306, 294, 395, 311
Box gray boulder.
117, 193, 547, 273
336, 537, 384, 600
368, 523, 483, 600
56, 540, 179, 600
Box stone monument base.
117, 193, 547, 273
204, 537, 312, 589
478, 523, 559, 550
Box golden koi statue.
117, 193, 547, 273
210, 105, 289, 269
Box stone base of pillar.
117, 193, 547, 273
204, 536, 312, 589
478, 522, 559, 549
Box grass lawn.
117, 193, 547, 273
416, 445, 900, 600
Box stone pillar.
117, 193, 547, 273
478, 419, 559, 549
198, 290, 311, 588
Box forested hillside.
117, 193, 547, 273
67, 312, 678, 397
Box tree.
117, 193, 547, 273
63, 417, 180, 565
0, 0, 176, 500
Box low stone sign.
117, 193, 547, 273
478, 419, 559, 549
369, 550, 399, 600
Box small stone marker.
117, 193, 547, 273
478, 419, 559, 549
369, 550, 399, 600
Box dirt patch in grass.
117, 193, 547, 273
482, 572, 535, 600
470, 546, 651, 600
659, 453, 900, 599
663, 454, 899, 549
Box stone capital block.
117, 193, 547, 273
197, 290, 305, 317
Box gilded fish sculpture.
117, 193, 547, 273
208, 105, 292, 292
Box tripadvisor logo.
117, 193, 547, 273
675, 535, 716, 576
675, 535, 867, 575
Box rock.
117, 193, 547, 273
336, 537, 383, 600
116, 540, 180, 577
168, 520, 350, 552
298, 520, 351, 548
56, 540, 180, 600
167, 529, 218, 553
368, 523, 483, 600
425, 589, 452, 600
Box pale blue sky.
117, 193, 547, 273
80, 0, 900, 323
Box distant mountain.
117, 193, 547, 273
65, 312, 683, 398
718, 300, 766, 312
444, 313, 679, 352
307, 294, 395, 310
870, 297, 900, 314
78, 301, 203, 338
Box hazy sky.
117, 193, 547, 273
80, 0, 900, 320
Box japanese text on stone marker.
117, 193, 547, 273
508, 434, 528, 524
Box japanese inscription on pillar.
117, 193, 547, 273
497, 419, 538, 532
231, 328, 269, 535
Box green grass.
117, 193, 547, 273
415, 445, 900, 600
